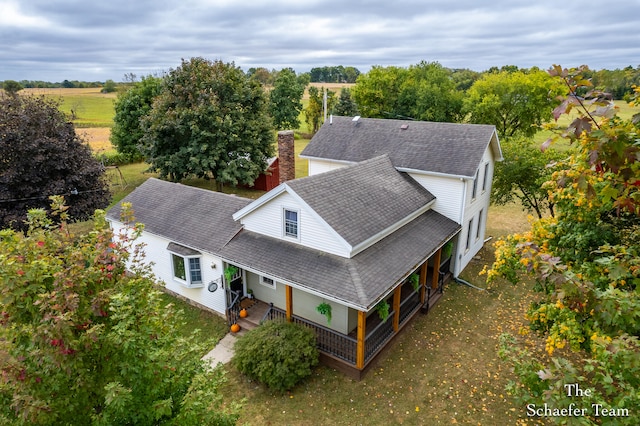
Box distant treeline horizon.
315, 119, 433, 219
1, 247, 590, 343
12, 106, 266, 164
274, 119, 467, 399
3, 63, 640, 100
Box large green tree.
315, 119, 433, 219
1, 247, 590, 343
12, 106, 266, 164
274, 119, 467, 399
463, 69, 564, 138
0, 200, 239, 424
352, 61, 464, 122
486, 66, 640, 423
492, 136, 563, 219
111, 75, 162, 159
0, 95, 110, 231
141, 58, 275, 185
269, 68, 306, 130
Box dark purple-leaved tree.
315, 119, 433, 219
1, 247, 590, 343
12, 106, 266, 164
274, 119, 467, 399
0, 94, 110, 230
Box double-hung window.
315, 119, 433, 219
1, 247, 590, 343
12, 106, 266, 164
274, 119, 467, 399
482, 163, 490, 192
471, 170, 479, 201
284, 208, 299, 239
168, 242, 203, 288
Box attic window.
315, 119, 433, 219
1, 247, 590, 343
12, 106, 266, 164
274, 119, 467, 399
283, 208, 299, 239
400, 124, 409, 130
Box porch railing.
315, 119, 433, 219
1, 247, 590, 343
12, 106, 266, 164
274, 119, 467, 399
364, 314, 395, 363
399, 289, 421, 325
264, 306, 358, 364
261, 287, 426, 367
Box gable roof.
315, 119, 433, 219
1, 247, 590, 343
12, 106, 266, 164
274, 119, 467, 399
300, 116, 501, 178
287, 155, 435, 247
220, 209, 460, 310
105, 176, 460, 310
106, 178, 251, 254
234, 155, 436, 250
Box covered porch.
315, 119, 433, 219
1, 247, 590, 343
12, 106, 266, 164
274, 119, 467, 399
226, 246, 451, 379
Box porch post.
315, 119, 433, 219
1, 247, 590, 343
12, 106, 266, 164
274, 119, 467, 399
392, 286, 401, 331
419, 262, 428, 304
356, 310, 366, 369
285, 285, 293, 322
431, 248, 442, 289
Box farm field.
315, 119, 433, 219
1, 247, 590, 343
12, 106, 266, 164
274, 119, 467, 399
23, 87, 116, 128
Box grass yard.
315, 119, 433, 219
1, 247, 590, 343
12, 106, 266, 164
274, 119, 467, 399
158, 292, 228, 346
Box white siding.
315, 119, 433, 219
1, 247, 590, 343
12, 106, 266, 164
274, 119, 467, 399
308, 158, 349, 176
245, 272, 351, 334
408, 173, 465, 223
240, 191, 351, 257
454, 147, 496, 276
109, 221, 227, 315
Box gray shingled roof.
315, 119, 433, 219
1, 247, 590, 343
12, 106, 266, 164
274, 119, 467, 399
286, 155, 435, 247
219, 209, 460, 310
106, 178, 251, 254
300, 116, 498, 177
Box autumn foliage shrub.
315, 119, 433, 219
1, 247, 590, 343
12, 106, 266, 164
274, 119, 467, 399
232, 320, 319, 392
0, 199, 239, 425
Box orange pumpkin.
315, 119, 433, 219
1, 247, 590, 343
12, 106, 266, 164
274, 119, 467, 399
239, 308, 248, 318
230, 323, 241, 333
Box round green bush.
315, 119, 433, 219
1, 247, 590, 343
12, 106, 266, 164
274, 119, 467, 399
232, 320, 319, 392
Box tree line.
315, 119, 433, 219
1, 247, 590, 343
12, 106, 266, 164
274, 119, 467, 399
4, 64, 639, 98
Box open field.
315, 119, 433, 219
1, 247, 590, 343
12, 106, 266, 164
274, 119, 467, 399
22, 87, 116, 128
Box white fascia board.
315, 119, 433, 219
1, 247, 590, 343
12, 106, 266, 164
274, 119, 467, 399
350, 199, 436, 257
298, 155, 356, 166
398, 166, 473, 181
490, 131, 504, 162
232, 184, 287, 221
283, 183, 353, 255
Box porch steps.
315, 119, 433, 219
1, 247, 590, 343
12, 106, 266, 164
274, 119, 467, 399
232, 299, 270, 335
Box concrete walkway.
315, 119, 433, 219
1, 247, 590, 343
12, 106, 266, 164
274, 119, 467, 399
202, 333, 238, 367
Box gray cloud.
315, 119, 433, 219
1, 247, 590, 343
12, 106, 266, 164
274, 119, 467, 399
1, 0, 638, 82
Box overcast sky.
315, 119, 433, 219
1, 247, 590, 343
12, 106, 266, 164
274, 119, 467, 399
1, 0, 639, 82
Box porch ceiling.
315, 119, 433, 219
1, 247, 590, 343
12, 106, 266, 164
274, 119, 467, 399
219, 209, 460, 311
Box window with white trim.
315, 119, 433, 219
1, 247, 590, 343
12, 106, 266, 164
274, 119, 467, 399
284, 208, 299, 239
171, 254, 203, 287
465, 219, 473, 251
261, 276, 276, 288
476, 209, 484, 240
482, 163, 490, 192
471, 170, 479, 200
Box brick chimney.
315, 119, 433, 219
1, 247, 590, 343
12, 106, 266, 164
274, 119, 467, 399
277, 130, 295, 183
